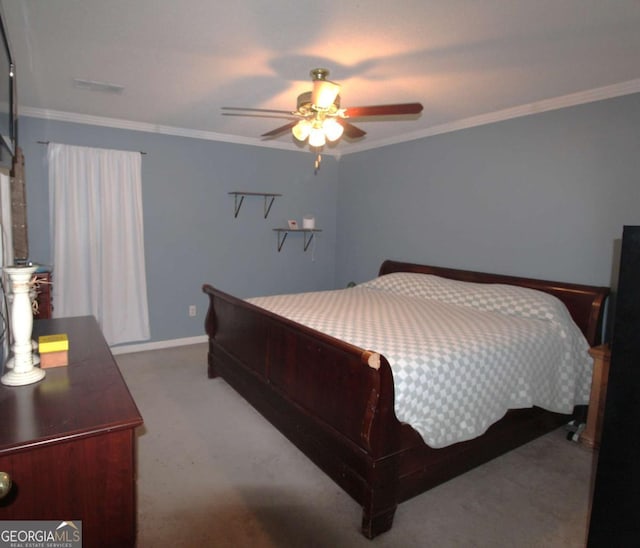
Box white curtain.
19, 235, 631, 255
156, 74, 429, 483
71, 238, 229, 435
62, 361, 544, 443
48, 143, 150, 345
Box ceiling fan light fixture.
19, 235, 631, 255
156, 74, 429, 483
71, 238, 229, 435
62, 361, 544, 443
323, 118, 344, 142
292, 120, 312, 141
308, 126, 326, 148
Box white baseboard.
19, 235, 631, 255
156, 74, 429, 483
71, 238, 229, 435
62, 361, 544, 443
110, 335, 208, 355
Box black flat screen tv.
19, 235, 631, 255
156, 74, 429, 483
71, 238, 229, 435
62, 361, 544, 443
0, 2, 15, 170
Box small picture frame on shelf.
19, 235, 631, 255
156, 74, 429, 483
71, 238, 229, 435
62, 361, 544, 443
287, 220, 298, 230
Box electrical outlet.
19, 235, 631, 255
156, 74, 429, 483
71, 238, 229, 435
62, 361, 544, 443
189, 305, 196, 317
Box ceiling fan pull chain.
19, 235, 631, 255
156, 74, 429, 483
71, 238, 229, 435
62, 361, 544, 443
314, 153, 322, 175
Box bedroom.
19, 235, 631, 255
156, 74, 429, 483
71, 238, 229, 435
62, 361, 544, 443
0, 0, 639, 545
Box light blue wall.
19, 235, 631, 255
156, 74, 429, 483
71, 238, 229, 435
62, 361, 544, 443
19, 92, 640, 346
20, 117, 338, 345
336, 93, 640, 288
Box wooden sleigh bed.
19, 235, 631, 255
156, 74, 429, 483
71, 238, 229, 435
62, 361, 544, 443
202, 260, 608, 538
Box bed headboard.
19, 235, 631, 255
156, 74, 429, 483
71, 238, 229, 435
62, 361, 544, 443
378, 260, 609, 347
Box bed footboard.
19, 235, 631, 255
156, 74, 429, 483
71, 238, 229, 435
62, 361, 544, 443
203, 284, 404, 537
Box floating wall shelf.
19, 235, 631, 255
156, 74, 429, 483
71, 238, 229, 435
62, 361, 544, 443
273, 228, 322, 252
229, 191, 282, 218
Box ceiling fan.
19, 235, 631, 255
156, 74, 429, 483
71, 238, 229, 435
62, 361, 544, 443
222, 68, 423, 172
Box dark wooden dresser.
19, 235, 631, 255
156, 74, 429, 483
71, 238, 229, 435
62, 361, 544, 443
0, 316, 143, 547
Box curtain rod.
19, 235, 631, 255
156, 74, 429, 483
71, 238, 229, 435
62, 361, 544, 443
37, 141, 147, 155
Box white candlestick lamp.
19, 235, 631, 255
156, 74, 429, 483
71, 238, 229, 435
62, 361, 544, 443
1, 265, 46, 386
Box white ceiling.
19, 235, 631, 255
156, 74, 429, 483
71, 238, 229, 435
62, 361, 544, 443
3, 0, 640, 155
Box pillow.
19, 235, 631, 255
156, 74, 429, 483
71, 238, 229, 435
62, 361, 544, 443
358, 272, 573, 324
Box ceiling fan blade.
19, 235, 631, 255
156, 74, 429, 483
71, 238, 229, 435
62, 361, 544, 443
222, 113, 296, 120
337, 119, 366, 138
222, 106, 294, 115
343, 102, 424, 118
261, 121, 298, 138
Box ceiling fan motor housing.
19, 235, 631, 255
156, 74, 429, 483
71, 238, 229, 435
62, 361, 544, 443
297, 91, 341, 116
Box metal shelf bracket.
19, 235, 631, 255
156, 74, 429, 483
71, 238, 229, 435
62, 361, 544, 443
273, 228, 322, 252
229, 191, 282, 218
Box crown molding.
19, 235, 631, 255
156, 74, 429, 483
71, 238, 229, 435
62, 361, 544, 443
341, 78, 640, 155
20, 106, 343, 157
19, 106, 302, 150
21, 78, 640, 157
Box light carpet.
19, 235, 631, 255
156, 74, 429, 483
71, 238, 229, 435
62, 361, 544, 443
117, 343, 595, 547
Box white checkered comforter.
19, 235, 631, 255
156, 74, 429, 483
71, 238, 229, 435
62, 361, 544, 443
247, 273, 592, 448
